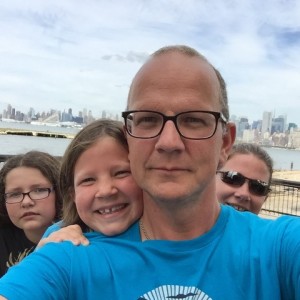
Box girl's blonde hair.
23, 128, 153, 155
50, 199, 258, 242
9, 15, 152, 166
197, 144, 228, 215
60, 119, 128, 231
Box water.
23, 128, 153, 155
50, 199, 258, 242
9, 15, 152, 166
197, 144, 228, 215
0, 122, 300, 170
0, 121, 78, 156
0, 134, 72, 156
262, 146, 300, 171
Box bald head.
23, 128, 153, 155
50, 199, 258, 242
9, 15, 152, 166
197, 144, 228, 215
127, 45, 229, 120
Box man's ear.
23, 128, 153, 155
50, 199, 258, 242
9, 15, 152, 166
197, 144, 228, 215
219, 122, 236, 168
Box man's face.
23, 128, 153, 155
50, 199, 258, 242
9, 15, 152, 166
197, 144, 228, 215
127, 52, 234, 204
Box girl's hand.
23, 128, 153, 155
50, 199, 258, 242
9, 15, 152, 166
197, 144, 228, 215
37, 224, 89, 248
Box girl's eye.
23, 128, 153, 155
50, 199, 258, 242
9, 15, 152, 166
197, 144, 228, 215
80, 177, 95, 185
115, 170, 131, 178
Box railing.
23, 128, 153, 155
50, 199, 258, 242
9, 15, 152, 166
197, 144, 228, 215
1, 154, 299, 217
261, 179, 300, 217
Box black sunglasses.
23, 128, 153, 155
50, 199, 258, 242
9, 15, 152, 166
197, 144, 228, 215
217, 171, 271, 196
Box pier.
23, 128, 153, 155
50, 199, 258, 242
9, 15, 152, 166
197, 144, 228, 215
0, 128, 74, 139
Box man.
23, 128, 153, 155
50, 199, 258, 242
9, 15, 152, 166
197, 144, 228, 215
122, 45, 299, 299
0, 45, 299, 299
124, 45, 235, 240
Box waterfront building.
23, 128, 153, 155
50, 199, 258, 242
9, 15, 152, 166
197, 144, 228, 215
242, 129, 255, 143
271, 115, 287, 134
289, 129, 300, 149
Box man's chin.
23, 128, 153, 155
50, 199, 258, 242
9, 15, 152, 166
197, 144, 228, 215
144, 186, 191, 204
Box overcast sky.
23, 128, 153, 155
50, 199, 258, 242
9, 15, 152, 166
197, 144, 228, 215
0, 0, 299, 124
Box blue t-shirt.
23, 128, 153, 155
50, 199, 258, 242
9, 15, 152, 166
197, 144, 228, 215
0, 205, 299, 299
43, 221, 62, 236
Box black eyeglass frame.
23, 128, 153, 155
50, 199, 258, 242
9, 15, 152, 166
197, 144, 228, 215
217, 171, 271, 196
4, 187, 54, 204
122, 110, 228, 140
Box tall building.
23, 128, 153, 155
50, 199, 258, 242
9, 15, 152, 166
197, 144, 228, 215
272, 115, 286, 134
236, 117, 250, 139
262, 111, 272, 134
7, 104, 12, 118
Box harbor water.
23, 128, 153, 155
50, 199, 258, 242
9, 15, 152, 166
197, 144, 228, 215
0, 122, 300, 170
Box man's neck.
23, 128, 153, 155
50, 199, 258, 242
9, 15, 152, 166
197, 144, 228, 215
141, 194, 221, 241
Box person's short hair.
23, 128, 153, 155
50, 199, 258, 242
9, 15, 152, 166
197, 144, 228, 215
60, 119, 128, 231
127, 45, 229, 121
228, 143, 274, 184
0, 151, 62, 227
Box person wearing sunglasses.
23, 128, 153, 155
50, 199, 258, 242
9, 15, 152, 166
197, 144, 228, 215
216, 143, 273, 214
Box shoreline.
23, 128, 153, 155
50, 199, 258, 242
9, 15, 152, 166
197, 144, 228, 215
273, 170, 300, 182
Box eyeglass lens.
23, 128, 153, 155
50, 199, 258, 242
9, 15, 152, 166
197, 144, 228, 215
219, 171, 269, 196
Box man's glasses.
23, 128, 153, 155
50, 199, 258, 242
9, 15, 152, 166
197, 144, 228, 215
217, 171, 271, 196
4, 187, 54, 204
122, 110, 227, 140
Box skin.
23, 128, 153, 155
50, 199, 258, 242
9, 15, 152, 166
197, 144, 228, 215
216, 153, 271, 214
127, 52, 235, 240
73, 137, 143, 235
5, 167, 56, 243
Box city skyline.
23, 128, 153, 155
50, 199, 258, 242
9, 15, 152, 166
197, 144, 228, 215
1, 101, 300, 149
0, 1, 299, 124
1, 102, 299, 129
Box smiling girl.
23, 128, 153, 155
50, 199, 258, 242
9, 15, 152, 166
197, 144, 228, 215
42, 119, 143, 241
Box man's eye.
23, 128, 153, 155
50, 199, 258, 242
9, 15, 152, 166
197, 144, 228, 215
136, 116, 158, 125
183, 117, 206, 125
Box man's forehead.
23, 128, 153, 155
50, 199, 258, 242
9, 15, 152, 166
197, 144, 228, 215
137, 52, 210, 76
127, 53, 220, 109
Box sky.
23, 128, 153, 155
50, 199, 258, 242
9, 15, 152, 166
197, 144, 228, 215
0, 0, 299, 124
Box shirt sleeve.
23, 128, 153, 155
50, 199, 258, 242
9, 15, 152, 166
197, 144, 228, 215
0, 241, 73, 299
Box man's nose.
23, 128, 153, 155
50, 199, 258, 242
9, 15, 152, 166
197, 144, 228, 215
155, 120, 185, 152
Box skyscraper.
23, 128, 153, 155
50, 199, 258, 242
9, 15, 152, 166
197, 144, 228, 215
262, 111, 272, 134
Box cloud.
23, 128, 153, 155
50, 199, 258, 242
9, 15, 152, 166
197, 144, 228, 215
0, 0, 299, 124
102, 51, 148, 63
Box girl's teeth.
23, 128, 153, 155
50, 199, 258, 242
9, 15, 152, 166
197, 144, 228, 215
99, 205, 124, 215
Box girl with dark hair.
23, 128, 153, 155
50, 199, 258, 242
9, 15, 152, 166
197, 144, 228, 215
0, 151, 62, 276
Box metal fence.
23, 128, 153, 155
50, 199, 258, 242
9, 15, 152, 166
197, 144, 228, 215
261, 179, 300, 217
